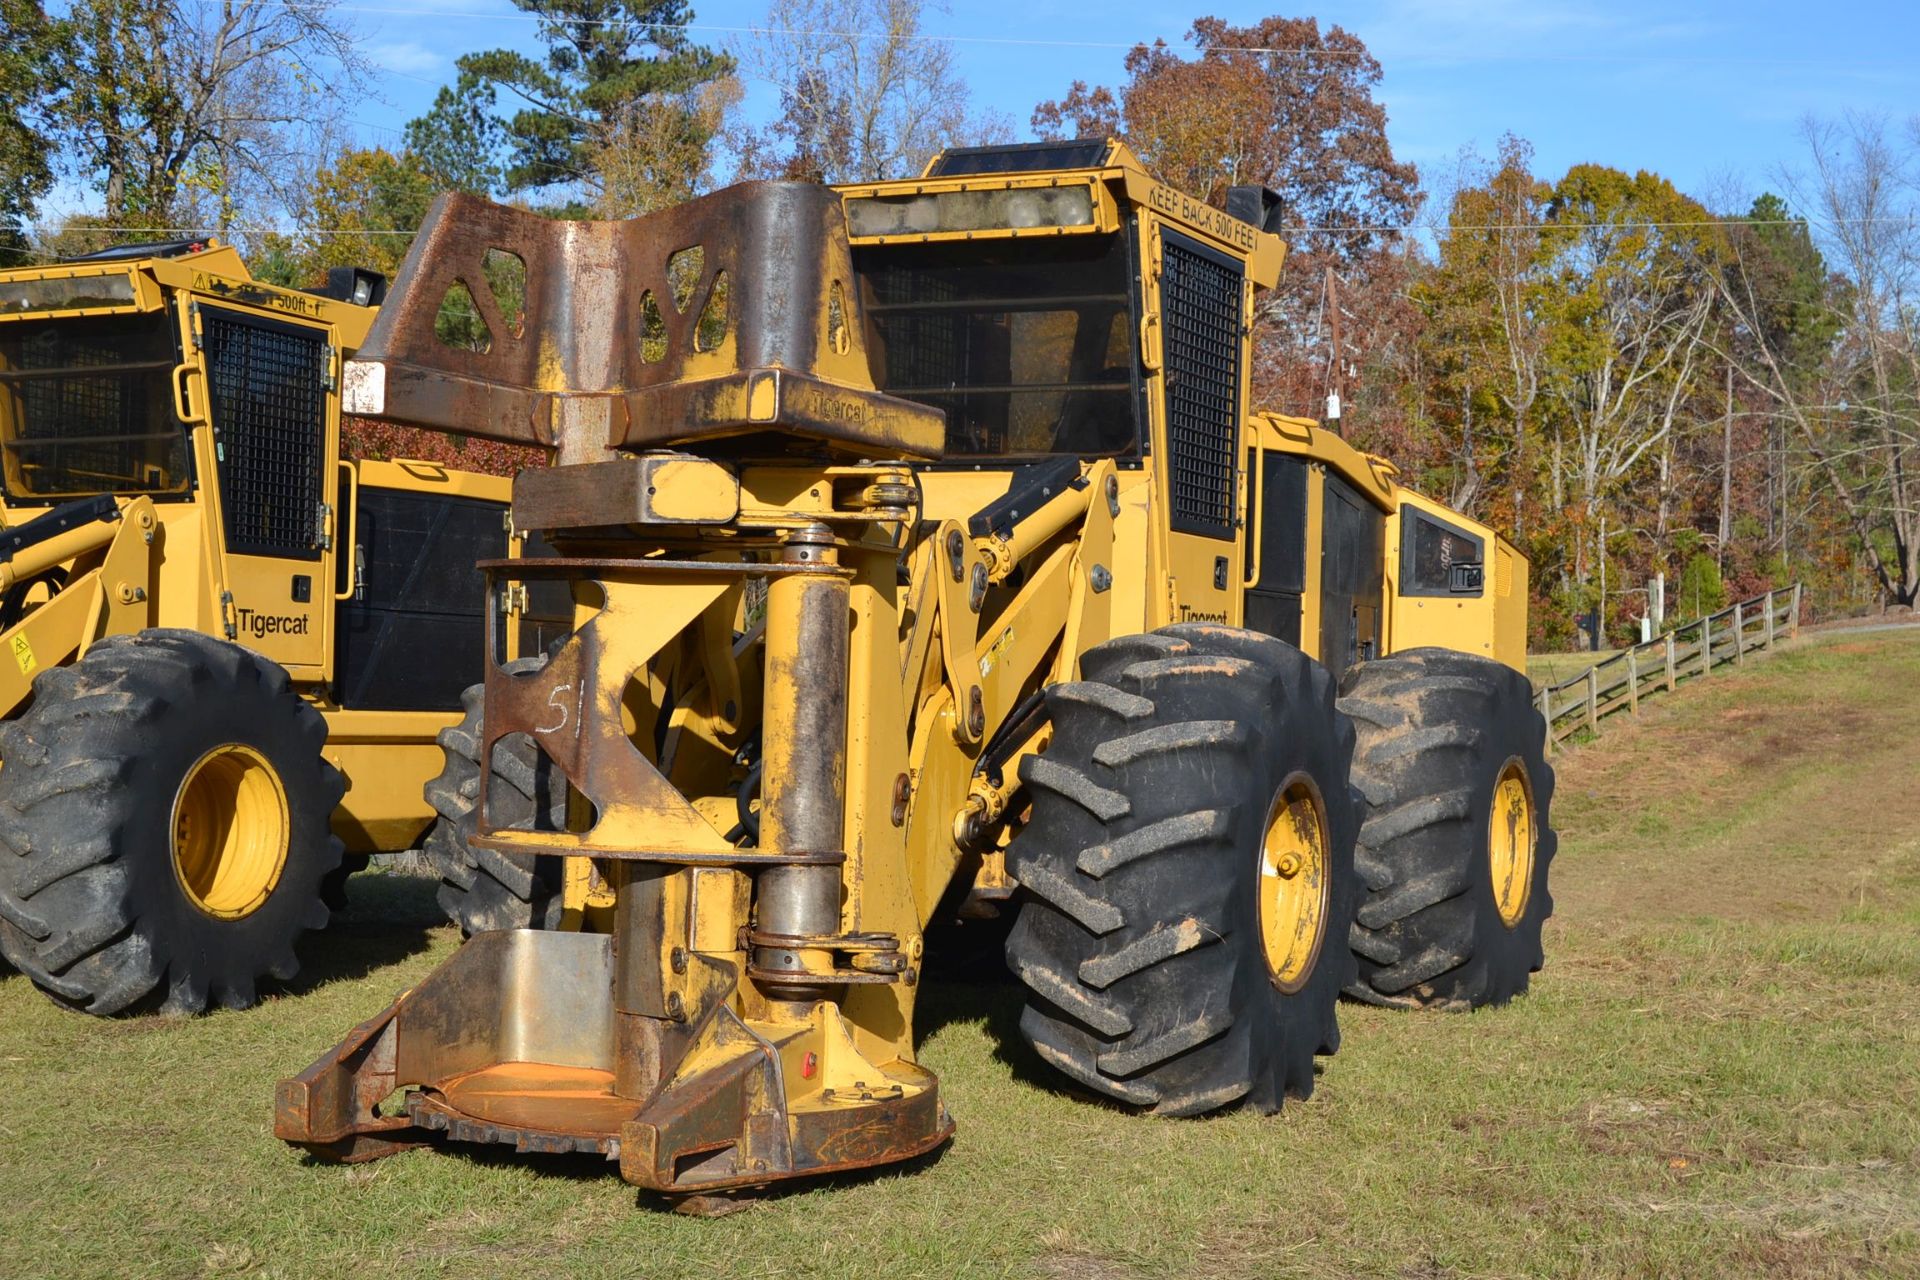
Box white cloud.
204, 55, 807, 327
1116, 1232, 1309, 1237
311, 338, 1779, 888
375, 40, 444, 76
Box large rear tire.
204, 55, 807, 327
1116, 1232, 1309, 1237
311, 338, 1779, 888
422, 661, 567, 935
1339, 647, 1556, 1009
0, 631, 344, 1015
1005, 623, 1359, 1115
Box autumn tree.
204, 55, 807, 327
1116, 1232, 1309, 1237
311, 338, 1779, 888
283, 148, 440, 281
1414, 136, 1552, 527
1031, 16, 1420, 416
1780, 114, 1920, 605
0, 0, 57, 262
406, 0, 731, 212
1535, 165, 1720, 604
593, 74, 740, 216
729, 0, 1005, 184
43, 0, 366, 235
1697, 191, 1843, 582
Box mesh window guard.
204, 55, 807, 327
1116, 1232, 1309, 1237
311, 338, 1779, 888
1161, 232, 1243, 538
203, 311, 327, 560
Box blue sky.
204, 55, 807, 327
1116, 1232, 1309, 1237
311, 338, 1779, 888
42, 1, 1920, 226
347, 0, 1916, 212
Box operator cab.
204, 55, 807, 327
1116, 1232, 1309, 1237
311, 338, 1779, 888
839, 138, 1284, 467
0, 246, 388, 511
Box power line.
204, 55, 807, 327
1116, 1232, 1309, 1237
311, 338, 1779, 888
223, 2, 1920, 73
22, 216, 1917, 238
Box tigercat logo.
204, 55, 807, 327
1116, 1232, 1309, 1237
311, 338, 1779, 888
235, 608, 310, 638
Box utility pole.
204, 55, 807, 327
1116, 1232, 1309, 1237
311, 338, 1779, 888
1324, 265, 1343, 433
1597, 509, 1607, 652
1718, 362, 1732, 571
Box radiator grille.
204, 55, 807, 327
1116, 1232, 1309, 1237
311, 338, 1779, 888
204, 312, 327, 559
1162, 234, 1243, 538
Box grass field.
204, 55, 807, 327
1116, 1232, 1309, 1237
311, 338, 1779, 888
1527, 647, 1623, 689
3, 630, 1918, 1278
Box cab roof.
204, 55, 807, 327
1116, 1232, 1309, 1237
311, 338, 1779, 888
839, 137, 1288, 288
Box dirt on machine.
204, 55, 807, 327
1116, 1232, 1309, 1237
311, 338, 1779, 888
275, 138, 1558, 1211
0, 241, 539, 1015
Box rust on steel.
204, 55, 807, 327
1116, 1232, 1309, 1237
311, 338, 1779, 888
470, 556, 850, 865
275, 928, 953, 1197
283, 180, 953, 1204
343, 184, 945, 463
752, 527, 852, 990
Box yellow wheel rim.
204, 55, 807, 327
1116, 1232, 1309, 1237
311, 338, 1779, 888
1489, 759, 1536, 928
171, 744, 291, 920
1257, 775, 1331, 993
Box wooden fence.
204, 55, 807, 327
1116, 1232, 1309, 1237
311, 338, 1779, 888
1538, 584, 1802, 751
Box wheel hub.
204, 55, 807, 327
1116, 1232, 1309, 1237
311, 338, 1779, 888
1257, 775, 1331, 994
1489, 759, 1536, 928
172, 744, 291, 920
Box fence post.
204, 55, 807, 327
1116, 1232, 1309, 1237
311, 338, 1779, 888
1733, 601, 1745, 664
1765, 589, 1776, 648
1701, 615, 1712, 675
1790, 582, 1803, 635
1626, 648, 1639, 713
1538, 685, 1552, 754
1665, 633, 1677, 692
1586, 665, 1599, 732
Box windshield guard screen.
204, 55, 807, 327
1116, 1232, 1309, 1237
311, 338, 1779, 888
853, 232, 1141, 458
0, 311, 192, 501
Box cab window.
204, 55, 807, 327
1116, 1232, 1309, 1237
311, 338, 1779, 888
0, 311, 192, 502
1402, 510, 1485, 596
853, 231, 1140, 459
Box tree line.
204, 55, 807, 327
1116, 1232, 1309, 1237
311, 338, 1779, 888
3, 1, 1915, 644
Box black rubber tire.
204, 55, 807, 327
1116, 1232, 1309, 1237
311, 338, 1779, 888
1339, 647, 1556, 1009
1004, 623, 1359, 1116
422, 660, 567, 934
0, 630, 344, 1015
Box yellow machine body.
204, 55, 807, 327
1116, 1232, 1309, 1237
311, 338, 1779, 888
277, 141, 1534, 1206
0, 246, 521, 854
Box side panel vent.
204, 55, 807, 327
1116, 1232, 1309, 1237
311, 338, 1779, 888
1161, 231, 1243, 539
204, 311, 328, 560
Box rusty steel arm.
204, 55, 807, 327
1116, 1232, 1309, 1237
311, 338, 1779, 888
340, 185, 946, 465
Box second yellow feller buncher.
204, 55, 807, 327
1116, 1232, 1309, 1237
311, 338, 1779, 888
277, 138, 1556, 1210
0, 241, 528, 1014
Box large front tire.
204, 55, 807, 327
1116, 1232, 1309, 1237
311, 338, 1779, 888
0, 631, 343, 1015
1005, 624, 1359, 1115
422, 662, 567, 935
1340, 648, 1556, 1009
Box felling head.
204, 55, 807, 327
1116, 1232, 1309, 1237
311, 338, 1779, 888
342, 183, 945, 465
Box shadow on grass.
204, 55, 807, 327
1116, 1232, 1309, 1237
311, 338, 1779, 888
274, 872, 448, 999
915, 965, 1142, 1114
317, 1129, 961, 1215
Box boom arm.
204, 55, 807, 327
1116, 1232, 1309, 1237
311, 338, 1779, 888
0, 497, 156, 715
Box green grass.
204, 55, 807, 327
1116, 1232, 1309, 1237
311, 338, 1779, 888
1528, 647, 1622, 689
4, 632, 1920, 1278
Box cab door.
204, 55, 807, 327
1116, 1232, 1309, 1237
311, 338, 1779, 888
1140, 222, 1250, 625
191, 302, 340, 677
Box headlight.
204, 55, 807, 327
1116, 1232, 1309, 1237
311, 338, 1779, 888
845, 185, 1097, 239
0, 272, 137, 316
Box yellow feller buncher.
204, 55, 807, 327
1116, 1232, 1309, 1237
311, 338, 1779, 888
0, 241, 530, 1014
276, 139, 1557, 1209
